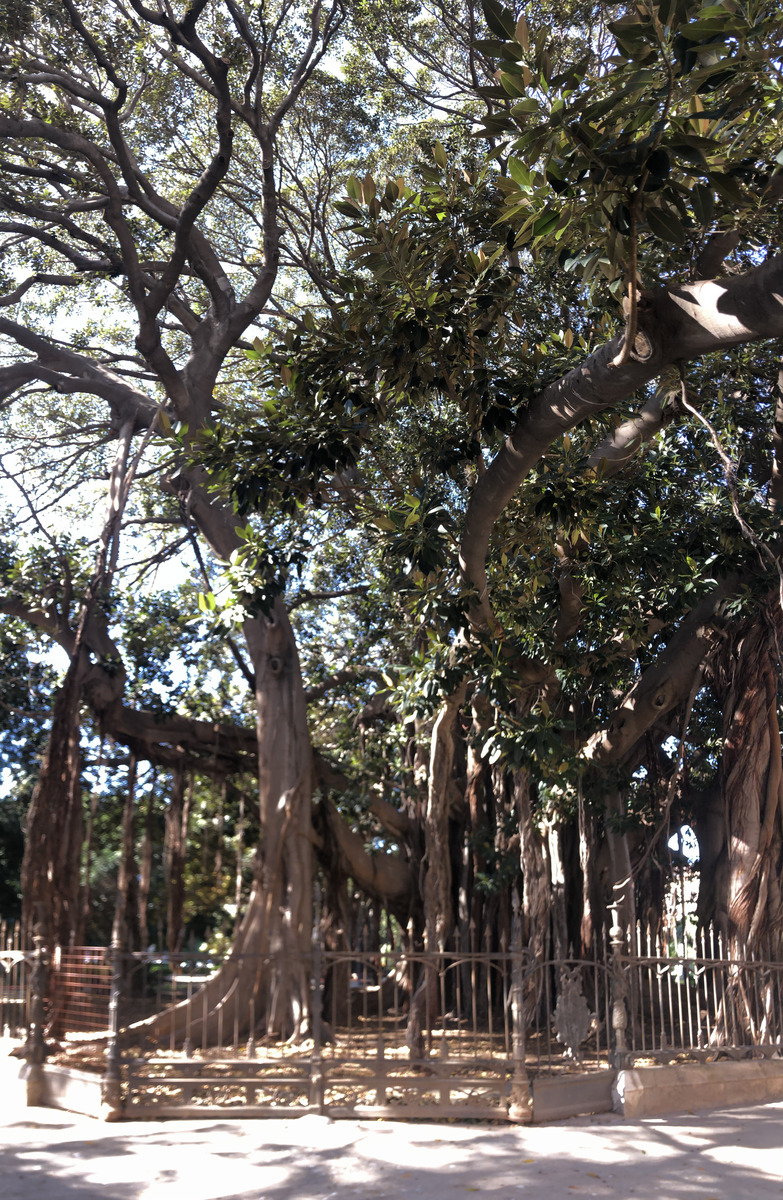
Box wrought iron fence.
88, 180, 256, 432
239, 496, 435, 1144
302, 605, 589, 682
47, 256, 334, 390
0, 917, 28, 1036
19, 926, 783, 1119
623, 927, 783, 1060
48, 946, 112, 1038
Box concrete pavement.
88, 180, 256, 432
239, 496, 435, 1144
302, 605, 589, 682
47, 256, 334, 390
2, 1049, 783, 1199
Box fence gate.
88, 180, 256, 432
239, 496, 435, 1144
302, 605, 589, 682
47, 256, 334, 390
123, 949, 528, 1120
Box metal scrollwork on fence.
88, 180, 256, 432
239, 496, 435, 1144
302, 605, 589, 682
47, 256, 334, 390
0, 950, 33, 972
553, 966, 593, 1062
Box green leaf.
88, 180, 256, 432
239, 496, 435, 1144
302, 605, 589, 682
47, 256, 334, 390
432, 141, 448, 169
499, 71, 527, 98
691, 183, 714, 226
482, 0, 516, 40
508, 157, 535, 190
644, 205, 687, 244
345, 174, 363, 201
708, 172, 745, 207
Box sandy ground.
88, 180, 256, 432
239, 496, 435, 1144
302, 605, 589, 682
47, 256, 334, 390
2, 1046, 783, 1199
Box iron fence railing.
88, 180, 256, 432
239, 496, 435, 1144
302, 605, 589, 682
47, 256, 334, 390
36, 941, 783, 1066
0, 917, 29, 1036
15, 928, 783, 1119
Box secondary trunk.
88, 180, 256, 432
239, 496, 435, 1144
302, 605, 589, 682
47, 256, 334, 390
710, 605, 783, 950
406, 684, 467, 1060
164, 769, 189, 956
20, 650, 85, 950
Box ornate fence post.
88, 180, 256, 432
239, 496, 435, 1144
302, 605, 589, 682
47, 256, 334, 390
101, 941, 124, 1120
609, 901, 629, 1068
24, 922, 48, 1107
309, 882, 325, 1113
508, 892, 532, 1123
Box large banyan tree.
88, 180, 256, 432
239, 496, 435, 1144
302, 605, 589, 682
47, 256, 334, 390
2, 0, 783, 1045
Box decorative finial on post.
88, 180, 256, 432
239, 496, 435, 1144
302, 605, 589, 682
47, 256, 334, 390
609, 899, 629, 1068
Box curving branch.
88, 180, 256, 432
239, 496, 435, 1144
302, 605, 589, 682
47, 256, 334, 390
582, 579, 737, 766
0, 315, 159, 429
461, 255, 783, 637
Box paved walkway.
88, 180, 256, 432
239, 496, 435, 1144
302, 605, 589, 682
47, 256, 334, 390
2, 1050, 782, 1199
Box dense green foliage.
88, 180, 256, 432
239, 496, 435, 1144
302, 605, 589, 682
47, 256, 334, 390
1, 0, 783, 955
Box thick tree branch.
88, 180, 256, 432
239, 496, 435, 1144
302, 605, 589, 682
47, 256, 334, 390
0, 315, 159, 428
582, 580, 737, 765
461, 256, 783, 634
320, 797, 413, 905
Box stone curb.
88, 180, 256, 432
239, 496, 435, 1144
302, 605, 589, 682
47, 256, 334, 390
613, 1059, 783, 1118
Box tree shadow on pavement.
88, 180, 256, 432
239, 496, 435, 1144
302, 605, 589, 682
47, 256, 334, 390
1, 1106, 782, 1199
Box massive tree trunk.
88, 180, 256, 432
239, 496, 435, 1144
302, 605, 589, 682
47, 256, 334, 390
248, 601, 314, 1039
406, 684, 467, 1060
131, 600, 315, 1046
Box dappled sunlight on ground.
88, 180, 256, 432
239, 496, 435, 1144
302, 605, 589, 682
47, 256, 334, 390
2, 1046, 783, 1198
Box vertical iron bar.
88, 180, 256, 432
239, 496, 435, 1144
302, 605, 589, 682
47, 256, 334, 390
609, 904, 629, 1067
101, 943, 123, 1119
24, 927, 48, 1107
310, 882, 324, 1113
184, 977, 193, 1059
486, 952, 495, 1062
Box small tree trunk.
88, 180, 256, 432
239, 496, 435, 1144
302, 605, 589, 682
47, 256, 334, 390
514, 770, 551, 1021
164, 770, 190, 956
604, 788, 636, 938
113, 755, 138, 951
137, 771, 156, 952
717, 607, 783, 948
548, 822, 568, 958
215, 778, 226, 879
234, 790, 246, 932
22, 418, 141, 951
21, 653, 85, 950
578, 790, 598, 957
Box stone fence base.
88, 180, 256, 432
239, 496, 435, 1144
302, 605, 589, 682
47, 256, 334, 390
4, 1051, 783, 1124
613, 1060, 783, 1119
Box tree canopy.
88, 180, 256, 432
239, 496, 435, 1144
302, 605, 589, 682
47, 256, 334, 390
1, 0, 783, 1042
